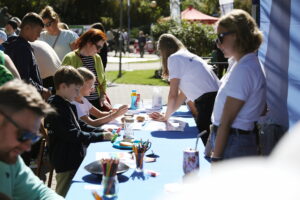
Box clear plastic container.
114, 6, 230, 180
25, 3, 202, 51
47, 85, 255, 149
124, 117, 134, 139
152, 87, 162, 109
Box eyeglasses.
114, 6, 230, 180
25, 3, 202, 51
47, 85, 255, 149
0, 110, 41, 143
94, 43, 103, 50
44, 20, 54, 27
215, 31, 234, 44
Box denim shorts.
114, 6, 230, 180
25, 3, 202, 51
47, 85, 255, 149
210, 130, 258, 159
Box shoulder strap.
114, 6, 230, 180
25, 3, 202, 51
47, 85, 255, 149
52, 31, 61, 49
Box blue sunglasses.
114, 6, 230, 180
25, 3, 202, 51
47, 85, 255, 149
0, 110, 41, 143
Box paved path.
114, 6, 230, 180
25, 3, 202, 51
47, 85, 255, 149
106, 83, 169, 106
106, 52, 161, 71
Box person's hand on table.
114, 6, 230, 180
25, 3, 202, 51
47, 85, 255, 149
149, 112, 168, 122
114, 105, 128, 117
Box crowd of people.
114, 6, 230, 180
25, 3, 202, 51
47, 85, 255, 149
0, 6, 271, 199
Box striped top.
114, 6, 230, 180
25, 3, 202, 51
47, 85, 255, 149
80, 55, 99, 100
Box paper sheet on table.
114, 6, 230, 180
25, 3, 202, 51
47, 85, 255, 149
100, 119, 120, 130
100, 114, 149, 130
143, 118, 187, 131
96, 152, 135, 168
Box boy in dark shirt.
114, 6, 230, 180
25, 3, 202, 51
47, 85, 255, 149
44, 66, 113, 197
3, 12, 51, 99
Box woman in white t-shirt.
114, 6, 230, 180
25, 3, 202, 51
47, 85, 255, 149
72, 67, 128, 127
210, 9, 266, 162
149, 34, 219, 144
39, 6, 78, 60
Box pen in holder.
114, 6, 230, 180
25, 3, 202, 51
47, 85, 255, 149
100, 159, 119, 199
132, 140, 151, 172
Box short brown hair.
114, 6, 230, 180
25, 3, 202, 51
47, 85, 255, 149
217, 9, 263, 54
75, 28, 107, 49
157, 33, 185, 78
54, 66, 84, 90
77, 67, 95, 81
0, 79, 54, 116
39, 5, 60, 22
20, 12, 44, 29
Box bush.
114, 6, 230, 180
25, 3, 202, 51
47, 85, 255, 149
151, 20, 216, 56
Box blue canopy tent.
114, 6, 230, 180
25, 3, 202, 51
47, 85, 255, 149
258, 0, 300, 129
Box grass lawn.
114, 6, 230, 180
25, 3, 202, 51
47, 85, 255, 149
105, 70, 168, 86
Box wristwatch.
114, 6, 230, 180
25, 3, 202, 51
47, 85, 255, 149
211, 157, 223, 162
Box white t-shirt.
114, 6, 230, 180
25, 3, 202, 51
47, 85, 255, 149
39, 30, 78, 61
168, 49, 219, 101
72, 97, 93, 118
212, 53, 266, 130
30, 40, 61, 79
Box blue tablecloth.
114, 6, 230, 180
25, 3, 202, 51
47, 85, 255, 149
66, 106, 210, 200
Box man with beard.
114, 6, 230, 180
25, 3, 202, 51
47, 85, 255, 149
0, 79, 63, 199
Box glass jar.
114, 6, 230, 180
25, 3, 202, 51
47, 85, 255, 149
124, 117, 134, 139
101, 175, 119, 199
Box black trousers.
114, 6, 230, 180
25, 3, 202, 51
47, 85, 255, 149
194, 91, 217, 145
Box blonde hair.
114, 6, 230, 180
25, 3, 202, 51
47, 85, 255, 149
157, 34, 185, 78
39, 5, 60, 22
217, 9, 263, 54
77, 67, 95, 81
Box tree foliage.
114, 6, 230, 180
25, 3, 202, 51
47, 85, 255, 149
0, 0, 251, 32
151, 20, 216, 56
0, 0, 168, 29
182, 0, 219, 16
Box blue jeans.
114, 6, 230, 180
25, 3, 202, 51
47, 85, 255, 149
210, 130, 258, 159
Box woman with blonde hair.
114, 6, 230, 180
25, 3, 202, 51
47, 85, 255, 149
210, 9, 266, 162
39, 5, 78, 60
150, 33, 219, 144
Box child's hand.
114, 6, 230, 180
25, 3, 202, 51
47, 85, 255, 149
115, 105, 128, 117
103, 131, 114, 141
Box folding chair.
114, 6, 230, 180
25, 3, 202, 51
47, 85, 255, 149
36, 120, 54, 188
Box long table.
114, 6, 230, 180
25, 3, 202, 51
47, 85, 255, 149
66, 106, 210, 200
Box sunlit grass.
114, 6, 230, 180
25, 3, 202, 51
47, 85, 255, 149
105, 70, 168, 86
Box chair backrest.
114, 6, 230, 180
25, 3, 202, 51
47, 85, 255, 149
36, 119, 54, 188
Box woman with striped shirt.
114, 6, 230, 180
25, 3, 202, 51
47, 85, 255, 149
62, 29, 112, 111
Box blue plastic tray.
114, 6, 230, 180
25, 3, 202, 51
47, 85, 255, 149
112, 140, 140, 149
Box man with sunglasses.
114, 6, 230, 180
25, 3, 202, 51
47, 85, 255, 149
0, 79, 63, 199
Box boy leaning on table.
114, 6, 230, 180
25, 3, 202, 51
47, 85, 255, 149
44, 66, 114, 197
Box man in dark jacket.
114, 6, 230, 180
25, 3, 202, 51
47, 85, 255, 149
3, 12, 51, 100
44, 66, 113, 197
138, 30, 146, 58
